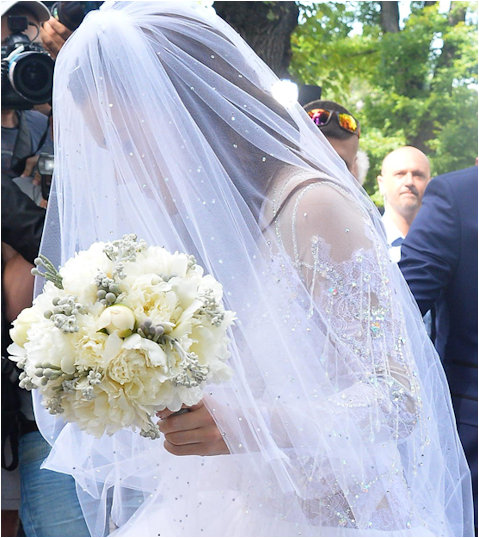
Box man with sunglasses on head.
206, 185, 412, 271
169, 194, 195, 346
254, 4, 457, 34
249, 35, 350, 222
304, 100, 361, 179
377, 146, 431, 263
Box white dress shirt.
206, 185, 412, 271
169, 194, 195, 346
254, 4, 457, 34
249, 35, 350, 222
381, 211, 405, 263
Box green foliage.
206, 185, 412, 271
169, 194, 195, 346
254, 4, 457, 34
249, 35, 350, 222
292, 3, 375, 102
426, 86, 478, 174
291, 1, 478, 204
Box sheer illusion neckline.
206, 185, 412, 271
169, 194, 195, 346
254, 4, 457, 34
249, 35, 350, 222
260, 166, 339, 231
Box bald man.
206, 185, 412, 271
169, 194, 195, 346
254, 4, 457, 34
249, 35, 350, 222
377, 146, 431, 262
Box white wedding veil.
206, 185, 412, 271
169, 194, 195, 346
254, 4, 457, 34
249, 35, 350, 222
34, 2, 473, 536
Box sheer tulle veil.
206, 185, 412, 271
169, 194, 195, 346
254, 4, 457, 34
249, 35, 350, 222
34, 1, 473, 536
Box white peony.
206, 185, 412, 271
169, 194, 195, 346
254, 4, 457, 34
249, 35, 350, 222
122, 333, 168, 368
60, 242, 112, 304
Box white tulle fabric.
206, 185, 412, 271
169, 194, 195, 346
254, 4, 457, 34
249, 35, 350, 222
34, 2, 473, 536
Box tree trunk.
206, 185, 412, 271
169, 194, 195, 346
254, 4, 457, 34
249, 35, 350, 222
380, 1, 399, 33
213, 1, 299, 77
433, 2, 468, 85
446, 2, 467, 25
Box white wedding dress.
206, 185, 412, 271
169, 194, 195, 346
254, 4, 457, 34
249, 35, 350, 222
32, 2, 472, 536
112, 170, 437, 537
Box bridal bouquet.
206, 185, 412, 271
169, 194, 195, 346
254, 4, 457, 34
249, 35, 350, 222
8, 234, 234, 439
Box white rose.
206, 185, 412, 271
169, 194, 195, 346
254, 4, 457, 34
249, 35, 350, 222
97, 305, 135, 337
10, 307, 39, 347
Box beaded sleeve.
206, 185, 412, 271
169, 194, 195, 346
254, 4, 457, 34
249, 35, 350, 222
271, 181, 420, 438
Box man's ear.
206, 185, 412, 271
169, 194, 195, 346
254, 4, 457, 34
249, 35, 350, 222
377, 175, 384, 196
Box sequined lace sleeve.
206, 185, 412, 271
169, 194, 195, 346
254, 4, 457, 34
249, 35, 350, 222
271, 181, 419, 439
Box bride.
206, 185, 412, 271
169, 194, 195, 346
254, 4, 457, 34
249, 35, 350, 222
34, 1, 472, 536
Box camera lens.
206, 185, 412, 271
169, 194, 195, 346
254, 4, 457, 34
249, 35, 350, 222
10, 52, 54, 104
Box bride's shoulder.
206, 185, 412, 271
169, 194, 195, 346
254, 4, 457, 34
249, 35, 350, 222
262, 167, 353, 228
274, 169, 362, 222
267, 168, 374, 259
292, 177, 353, 208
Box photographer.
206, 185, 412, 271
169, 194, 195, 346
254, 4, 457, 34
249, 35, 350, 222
1, 1, 53, 207
40, 10, 71, 59
41, 2, 105, 59
2, 3, 89, 535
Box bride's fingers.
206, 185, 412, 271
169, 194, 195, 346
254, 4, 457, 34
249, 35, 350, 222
164, 437, 227, 457
163, 425, 218, 446
157, 405, 211, 435
187, 401, 205, 412
157, 401, 230, 455
163, 441, 210, 456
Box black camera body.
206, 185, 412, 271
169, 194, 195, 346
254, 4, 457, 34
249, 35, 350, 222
1, 16, 54, 110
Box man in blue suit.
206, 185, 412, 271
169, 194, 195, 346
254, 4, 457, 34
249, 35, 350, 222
399, 165, 478, 526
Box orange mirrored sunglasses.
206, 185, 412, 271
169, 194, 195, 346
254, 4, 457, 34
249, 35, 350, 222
307, 108, 360, 137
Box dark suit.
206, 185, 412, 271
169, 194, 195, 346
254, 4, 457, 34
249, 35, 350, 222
399, 165, 478, 523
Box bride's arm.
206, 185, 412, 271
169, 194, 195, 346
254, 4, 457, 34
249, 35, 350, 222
276, 181, 419, 438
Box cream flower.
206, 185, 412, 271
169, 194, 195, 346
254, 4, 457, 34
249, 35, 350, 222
10, 307, 39, 346
97, 305, 136, 337
122, 333, 168, 368
61, 242, 111, 304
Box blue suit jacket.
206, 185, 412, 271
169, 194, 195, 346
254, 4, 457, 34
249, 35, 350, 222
399, 165, 478, 516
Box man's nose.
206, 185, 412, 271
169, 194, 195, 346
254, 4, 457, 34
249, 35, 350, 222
403, 171, 414, 185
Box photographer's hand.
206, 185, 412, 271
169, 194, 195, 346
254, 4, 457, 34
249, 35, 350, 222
21, 155, 40, 179
20, 156, 48, 208
40, 17, 72, 59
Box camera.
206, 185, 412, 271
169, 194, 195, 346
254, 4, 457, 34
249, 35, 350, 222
37, 152, 54, 200
51, 2, 103, 32
1, 15, 54, 109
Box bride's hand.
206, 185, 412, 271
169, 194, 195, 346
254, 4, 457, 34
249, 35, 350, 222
157, 400, 230, 456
